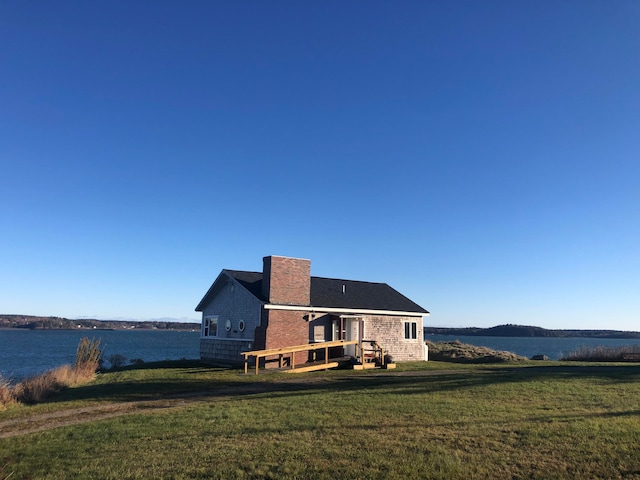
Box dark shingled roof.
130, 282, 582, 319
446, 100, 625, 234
219, 270, 429, 314
225, 270, 264, 300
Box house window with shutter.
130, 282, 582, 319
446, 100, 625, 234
404, 321, 417, 340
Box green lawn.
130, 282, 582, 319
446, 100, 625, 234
2, 361, 640, 479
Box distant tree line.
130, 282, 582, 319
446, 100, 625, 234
0, 315, 200, 331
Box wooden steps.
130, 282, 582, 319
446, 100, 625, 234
352, 363, 377, 370
352, 362, 396, 370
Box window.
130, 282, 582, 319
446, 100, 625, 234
238, 320, 245, 332
404, 321, 417, 340
203, 315, 218, 337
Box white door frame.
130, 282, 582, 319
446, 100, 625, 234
342, 316, 362, 357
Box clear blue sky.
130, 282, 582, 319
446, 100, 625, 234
1, 1, 639, 330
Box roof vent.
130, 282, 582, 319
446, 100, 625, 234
342, 284, 345, 294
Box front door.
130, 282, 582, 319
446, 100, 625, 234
344, 318, 361, 357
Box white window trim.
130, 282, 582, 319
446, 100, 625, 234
404, 321, 418, 340
203, 315, 219, 338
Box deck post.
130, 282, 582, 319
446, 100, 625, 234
255, 355, 259, 375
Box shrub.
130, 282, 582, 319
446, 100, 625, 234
108, 354, 127, 369
130, 358, 145, 365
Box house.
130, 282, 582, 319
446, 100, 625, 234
195, 255, 430, 366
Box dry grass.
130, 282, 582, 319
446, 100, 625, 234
562, 343, 640, 361
75, 337, 102, 373
426, 340, 528, 363
0, 337, 101, 408
0, 375, 16, 409
11, 365, 97, 404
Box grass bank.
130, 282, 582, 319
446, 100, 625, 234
2, 361, 640, 479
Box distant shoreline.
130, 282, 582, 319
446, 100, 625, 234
0, 328, 199, 332
424, 324, 640, 340
0, 314, 200, 331
5, 315, 638, 339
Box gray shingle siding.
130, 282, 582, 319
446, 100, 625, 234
200, 338, 254, 366
200, 275, 263, 363
362, 315, 426, 362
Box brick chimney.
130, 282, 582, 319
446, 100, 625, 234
262, 255, 311, 306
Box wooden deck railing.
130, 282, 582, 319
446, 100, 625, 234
242, 339, 360, 375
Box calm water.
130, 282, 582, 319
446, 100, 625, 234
4, 330, 640, 382
0, 329, 200, 382
426, 334, 640, 361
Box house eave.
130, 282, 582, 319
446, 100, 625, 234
264, 304, 429, 318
